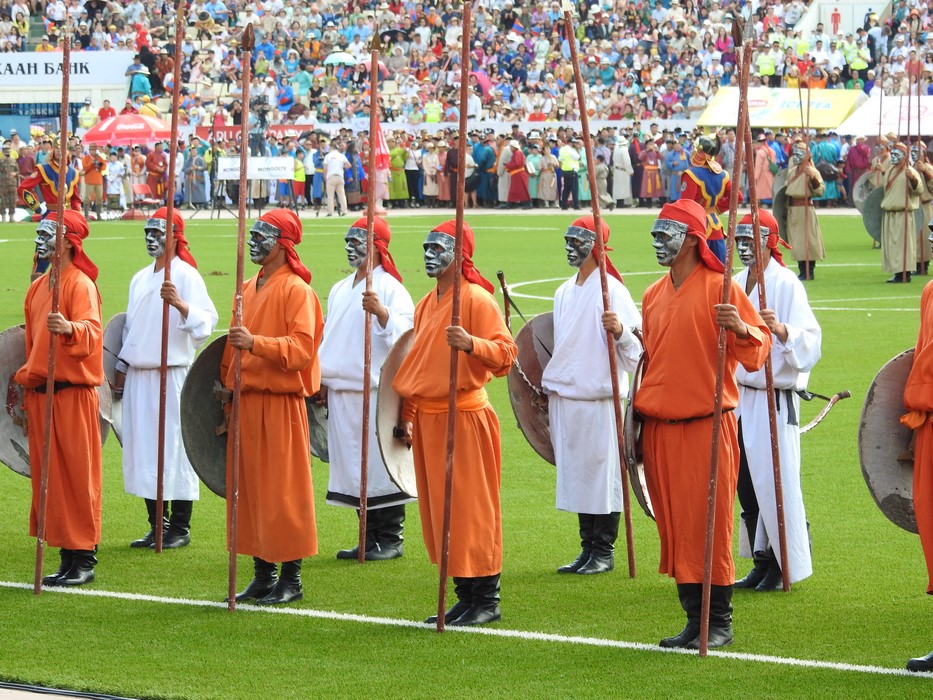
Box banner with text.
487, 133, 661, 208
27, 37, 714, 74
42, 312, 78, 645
697, 87, 866, 130
216, 156, 294, 180
0, 51, 135, 87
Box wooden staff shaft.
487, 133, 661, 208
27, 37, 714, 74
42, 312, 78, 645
562, 6, 635, 578
154, 0, 187, 554
742, 125, 790, 593
902, 80, 912, 281
34, 31, 72, 595
699, 40, 751, 658
437, 0, 473, 634
228, 32, 254, 612
359, 34, 382, 564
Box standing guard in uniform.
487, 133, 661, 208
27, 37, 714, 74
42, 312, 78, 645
115, 207, 218, 549
393, 220, 516, 626
16, 212, 103, 586
0, 140, 19, 223
541, 216, 642, 575
679, 136, 738, 265
784, 137, 826, 281
881, 142, 923, 284
912, 146, 933, 276
318, 216, 415, 560
732, 211, 822, 592
222, 209, 323, 605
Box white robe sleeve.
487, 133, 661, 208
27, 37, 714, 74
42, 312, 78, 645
610, 282, 643, 374
175, 263, 219, 347
371, 273, 415, 348
776, 276, 821, 374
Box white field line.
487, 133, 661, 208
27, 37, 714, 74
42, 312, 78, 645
0, 581, 929, 680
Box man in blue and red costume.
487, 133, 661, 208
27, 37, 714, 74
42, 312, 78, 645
679, 135, 740, 265
18, 146, 82, 280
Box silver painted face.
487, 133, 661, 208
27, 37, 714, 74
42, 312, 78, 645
423, 230, 455, 278
144, 218, 167, 258
792, 146, 807, 164
345, 226, 368, 269
890, 149, 905, 166
651, 218, 688, 267
34, 219, 57, 260
248, 220, 280, 264
564, 225, 596, 267
911, 146, 920, 164
735, 224, 770, 267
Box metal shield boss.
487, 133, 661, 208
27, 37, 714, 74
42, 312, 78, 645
858, 349, 917, 533
861, 187, 884, 243
376, 328, 417, 498
506, 313, 555, 465
624, 354, 654, 520
101, 312, 126, 443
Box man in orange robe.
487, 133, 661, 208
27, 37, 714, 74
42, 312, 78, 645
901, 226, 933, 672
635, 200, 770, 649
15, 211, 103, 587
221, 208, 323, 606
393, 220, 516, 626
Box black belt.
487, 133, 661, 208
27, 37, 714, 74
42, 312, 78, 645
33, 381, 88, 394
738, 386, 798, 426
663, 407, 735, 424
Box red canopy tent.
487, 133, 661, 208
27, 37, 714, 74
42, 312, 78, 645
82, 114, 172, 146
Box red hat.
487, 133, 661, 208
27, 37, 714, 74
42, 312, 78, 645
60, 211, 99, 282
430, 220, 494, 294
151, 206, 197, 268
350, 216, 402, 283
570, 215, 623, 283
257, 209, 311, 283
738, 210, 791, 267
655, 200, 724, 273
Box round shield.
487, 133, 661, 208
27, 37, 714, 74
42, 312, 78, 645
101, 312, 126, 443
858, 349, 917, 533
862, 187, 884, 243
772, 167, 788, 195
180, 335, 229, 498
507, 313, 555, 465
853, 172, 875, 213
1, 326, 30, 477
624, 354, 654, 520
914, 207, 926, 240
306, 399, 329, 463
772, 186, 789, 244
376, 329, 417, 498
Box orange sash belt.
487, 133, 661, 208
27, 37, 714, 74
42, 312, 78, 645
411, 389, 488, 414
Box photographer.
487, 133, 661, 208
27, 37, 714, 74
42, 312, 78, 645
249, 96, 271, 156
81, 144, 106, 219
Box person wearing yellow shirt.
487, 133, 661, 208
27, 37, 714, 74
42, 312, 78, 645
76, 98, 98, 138
757, 44, 777, 87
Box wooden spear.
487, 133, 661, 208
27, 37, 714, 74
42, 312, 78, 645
34, 27, 72, 596
698, 20, 752, 657
742, 123, 791, 592
795, 72, 812, 279
227, 23, 255, 612
562, 0, 636, 577
153, 0, 188, 554
358, 32, 383, 564
436, 0, 473, 634
902, 78, 913, 283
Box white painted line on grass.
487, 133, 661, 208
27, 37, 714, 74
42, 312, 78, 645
0, 581, 928, 680
811, 307, 918, 312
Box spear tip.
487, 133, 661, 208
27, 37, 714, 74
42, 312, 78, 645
241, 24, 255, 52
370, 32, 382, 53
731, 16, 745, 47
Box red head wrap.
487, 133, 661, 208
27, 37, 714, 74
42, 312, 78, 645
351, 216, 402, 283
152, 206, 197, 268
570, 215, 623, 283
431, 219, 495, 294
655, 200, 724, 273
738, 210, 791, 267
60, 211, 99, 282
258, 209, 311, 284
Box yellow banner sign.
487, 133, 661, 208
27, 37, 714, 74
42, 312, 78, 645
697, 87, 866, 130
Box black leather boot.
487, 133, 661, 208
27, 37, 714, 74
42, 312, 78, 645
886, 272, 912, 283
42, 549, 74, 586
687, 585, 734, 649
755, 553, 784, 591
797, 262, 807, 281
232, 557, 278, 602
57, 549, 97, 587
577, 512, 619, 574
736, 552, 770, 589
131, 498, 168, 548
256, 560, 303, 605
558, 513, 594, 573
660, 583, 702, 648
159, 500, 192, 549
336, 509, 378, 560
907, 650, 933, 672
368, 504, 405, 560
425, 576, 472, 624
449, 574, 501, 626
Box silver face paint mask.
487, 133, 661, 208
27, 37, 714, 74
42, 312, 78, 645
911, 146, 920, 164
248, 220, 280, 264
345, 226, 368, 269
423, 230, 455, 278
735, 224, 770, 267
792, 147, 807, 165
651, 218, 688, 267
34, 219, 58, 261
564, 225, 596, 268
890, 149, 905, 166
144, 218, 167, 258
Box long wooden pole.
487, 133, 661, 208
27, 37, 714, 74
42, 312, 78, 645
698, 32, 752, 658
902, 78, 912, 282
436, 0, 473, 634
227, 24, 254, 612
794, 74, 812, 280
34, 29, 72, 595
742, 124, 790, 593
153, 0, 187, 554
562, 3, 635, 578
358, 32, 383, 564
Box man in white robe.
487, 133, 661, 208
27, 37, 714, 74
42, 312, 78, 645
495, 138, 512, 208
733, 210, 822, 589
115, 208, 218, 549
318, 216, 415, 560
541, 216, 642, 575
612, 137, 634, 207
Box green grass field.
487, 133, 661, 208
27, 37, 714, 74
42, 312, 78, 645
0, 212, 932, 698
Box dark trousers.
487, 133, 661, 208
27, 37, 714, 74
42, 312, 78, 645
736, 420, 760, 543
560, 170, 579, 209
